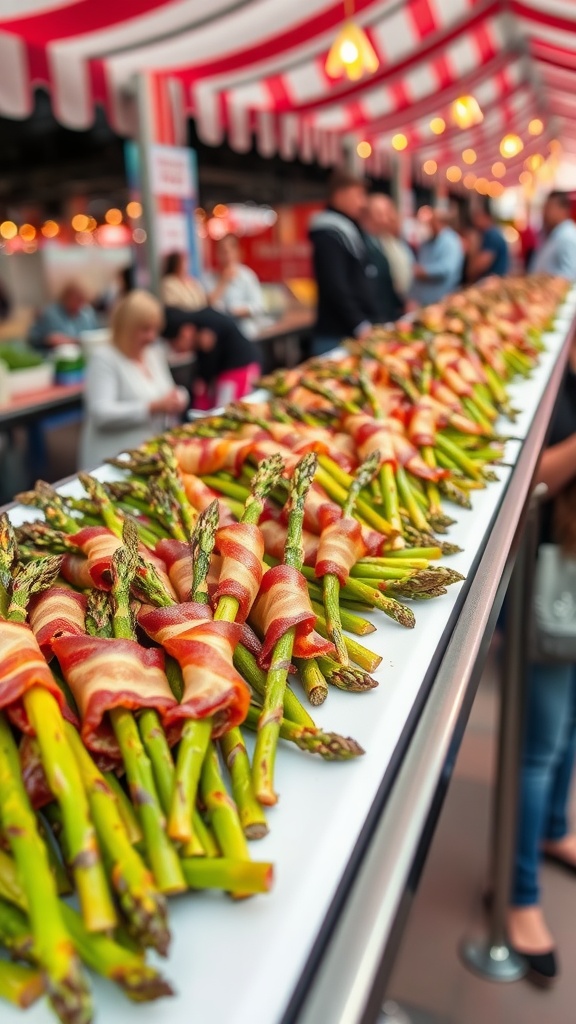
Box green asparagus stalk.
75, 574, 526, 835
181, 856, 273, 894
232, 644, 315, 728
0, 961, 45, 1009
245, 705, 364, 760
321, 451, 380, 665
295, 657, 329, 705
108, 520, 185, 895
167, 503, 219, 844
253, 452, 318, 805
0, 530, 116, 936
0, 715, 91, 1024
64, 723, 170, 956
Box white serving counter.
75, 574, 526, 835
3, 288, 576, 1024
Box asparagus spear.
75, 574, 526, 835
252, 452, 318, 805
0, 519, 116, 935
0, 715, 91, 1024
245, 705, 364, 760
167, 502, 219, 845
64, 723, 170, 956
108, 520, 185, 895
321, 451, 380, 666
0, 961, 45, 1009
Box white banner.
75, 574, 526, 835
150, 144, 194, 199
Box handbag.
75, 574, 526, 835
532, 543, 576, 662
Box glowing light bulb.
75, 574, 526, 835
430, 117, 445, 135
528, 118, 544, 136
357, 140, 372, 159
451, 95, 483, 129
462, 148, 477, 165
392, 133, 408, 151
491, 162, 506, 178
423, 159, 437, 175
340, 39, 359, 64
500, 134, 523, 159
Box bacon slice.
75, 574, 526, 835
213, 522, 264, 622
259, 517, 319, 567
138, 603, 250, 735
344, 413, 397, 468
69, 526, 177, 600
175, 437, 252, 476
52, 634, 177, 760
315, 515, 366, 586
408, 400, 438, 448
182, 473, 236, 526
60, 553, 93, 590
29, 586, 87, 660
155, 540, 222, 603
0, 620, 76, 733
250, 565, 335, 668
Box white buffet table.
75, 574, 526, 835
4, 288, 576, 1024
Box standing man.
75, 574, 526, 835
410, 208, 464, 306
532, 191, 576, 281
309, 171, 379, 355
363, 193, 407, 322
466, 196, 510, 281
366, 193, 414, 311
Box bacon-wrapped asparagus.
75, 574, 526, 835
252, 452, 318, 805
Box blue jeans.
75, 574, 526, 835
310, 337, 342, 357
512, 662, 576, 905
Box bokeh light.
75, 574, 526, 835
423, 159, 437, 175
391, 133, 408, 151
105, 208, 123, 226
430, 117, 446, 135
356, 140, 372, 159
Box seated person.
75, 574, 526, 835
205, 234, 265, 338
160, 251, 207, 311
29, 282, 99, 352
163, 305, 261, 410
80, 290, 188, 469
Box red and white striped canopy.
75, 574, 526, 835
0, 0, 574, 184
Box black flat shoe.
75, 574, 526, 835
512, 948, 558, 988
543, 849, 576, 876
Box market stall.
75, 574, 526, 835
0, 276, 574, 1024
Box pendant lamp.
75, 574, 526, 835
325, 0, 379, 81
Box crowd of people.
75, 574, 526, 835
23, 176, 576, 478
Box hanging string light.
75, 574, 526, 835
325, 0, 379, 81
500, 133, 523, 159
451, 95, 483, 129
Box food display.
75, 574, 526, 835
0, 274, 570, 1023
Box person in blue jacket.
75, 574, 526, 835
466, 197, 510, 281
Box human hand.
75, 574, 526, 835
150, 388, 188, 416
47, 332, 75, 347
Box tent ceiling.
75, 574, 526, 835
0, 0, 573, 185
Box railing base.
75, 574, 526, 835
460, 938, 527, 982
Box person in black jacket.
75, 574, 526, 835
163, 305, 261, 410
309, 171, 379, 356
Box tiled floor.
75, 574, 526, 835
386, 651, 576, 1024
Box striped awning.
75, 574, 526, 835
0, 0, 574, 184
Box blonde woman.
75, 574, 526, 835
80, 290, 188, 469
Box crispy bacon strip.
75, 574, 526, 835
344, 413, 397, 468
0, 620, 76, 734
155, 539, 222, 603
29, 587, 87, 660
69, 526, 177, 599
315, 515, 367, 587
213, 522, 264, 622
175, 437, 252, 476
52, 634, 177, 760
138, 604, 250, 736
182, 473, 236, 526
60, 553, 93, 590
249, 564, 335, 668
259, 517, 319, 567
